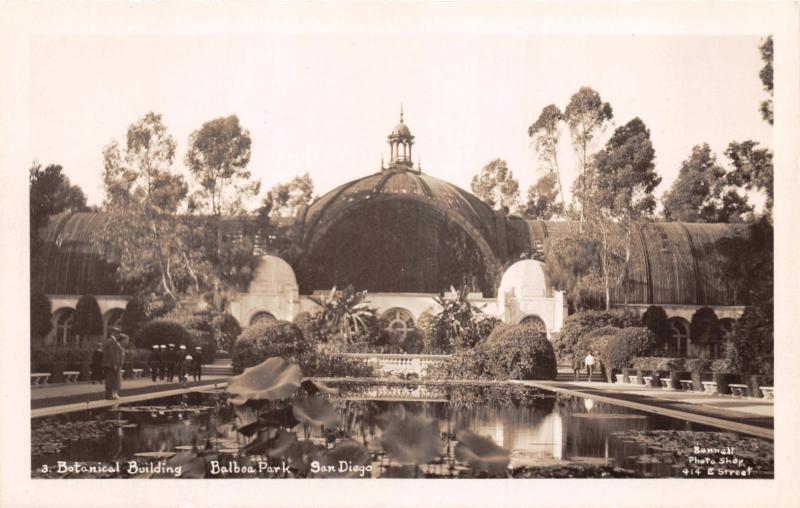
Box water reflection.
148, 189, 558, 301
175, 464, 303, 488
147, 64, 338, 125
31, 386, 731, 477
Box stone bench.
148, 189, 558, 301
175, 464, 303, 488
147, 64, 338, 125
728, 384, 749, 397
701, 381, 719, 395
679, 379, 693, 391
62, 371, 81, 383
31, 373, 51, 385
760, 386, 774, 400
642, 376, 653, 387
614, 374, 626, 383
659, 378, 673, 389
131, 368, 145, 379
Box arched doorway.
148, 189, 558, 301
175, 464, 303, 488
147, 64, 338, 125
381, 308, 415, 341
54, 308, 76, 347
519, 315, 547, 333
249, 311, 276, 326
668, 317, 690, 357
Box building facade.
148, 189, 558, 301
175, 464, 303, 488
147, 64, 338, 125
33, 113, 747, 356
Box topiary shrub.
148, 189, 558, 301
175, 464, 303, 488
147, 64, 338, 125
121, 296, 147, 337
31, 292, 52, 340
690, 306, 722, 345
552, 310, 639, 363
133, 320, 194, 350
164, 309, 219, 362
641, 305, 671, 353
212, 313, 241, 353
601, 327, 656, 370
74, 295, 104, 344
232, 320, 307, 374
479, 324, 558, 380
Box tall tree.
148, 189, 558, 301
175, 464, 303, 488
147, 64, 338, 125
661, 144, 752, 223
185, 115, 258, 216
101, 112, 190, 303
185, 115, 261, 307
522, 171, 563, 220
724, 140, 774, 214
263, 173, 315, 219
29, 162, 89, 249
564, 87, 613, 223
591, 118, 660, 304
470, 159, 520, 212
528, 105, 568, 222
759, 36, 773, 125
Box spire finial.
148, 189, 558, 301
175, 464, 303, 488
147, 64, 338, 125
400, 102, 404, 123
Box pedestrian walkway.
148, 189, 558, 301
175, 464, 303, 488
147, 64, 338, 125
31, 360, 234, 412
521, 367, 774, 440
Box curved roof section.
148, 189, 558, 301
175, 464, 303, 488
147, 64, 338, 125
506, 218, 748, 306
299, 170, 503, 261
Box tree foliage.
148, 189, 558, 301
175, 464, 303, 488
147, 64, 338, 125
759, 36, 773, 125
724, 140, 773, 214
662, 144, 752, 223
564, 87, 613, 218
307, 285, 380, 345
521, 171, 563, 220
689, 307, 722, 345
263, 173, 315, 219
470, 159, 520, 212
101, 112, 192, 302
31, 292, 53, 339
528, 104, 568, 218
29, 162, 89, 251
185, 115, 258, 216
121, 296, 148, 338
74, 294, 104, 338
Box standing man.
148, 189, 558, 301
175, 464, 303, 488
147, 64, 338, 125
148, 345, 161, 382
102, 327, 126, 400
159, 345, 167, 380
192, 346, 203, 382
571, 354, 583, 381
91, 342, 104, 384
166, 344, 176, 382
584, 351, 596, 382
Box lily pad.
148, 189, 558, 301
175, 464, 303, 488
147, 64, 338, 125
292, 396, 340, 429
381, 415, 440, 465
226, 357, 302, 405
454, 430, 510, 475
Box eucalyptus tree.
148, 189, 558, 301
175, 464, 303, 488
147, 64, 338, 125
470, 159, 520, 212
528, 105, 568, 223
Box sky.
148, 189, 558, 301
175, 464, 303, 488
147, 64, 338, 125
29, 33, 772, 210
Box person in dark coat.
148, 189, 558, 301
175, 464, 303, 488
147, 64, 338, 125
192, 347, 203, 382
102, 329, 125, 399
91, 342, 104, 384
571, 355, 583, 381
159, 345, 167, 380
148, 345, 161, 382
166, 344, 176, 382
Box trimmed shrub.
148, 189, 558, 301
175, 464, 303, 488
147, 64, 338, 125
479, 325, 558, 380
232, 320, 307, 373
685, 358, 711, 373
486, 322, 513, 344
710, 358, 734, 373
165, 309, 219, 362
641, 305, 671, 353
133, 320, 194, 350
300, 349, 374, 378
553, 310, 640, 363
212, 313, 242, 352
74, 295, 104, 339
601, 327, 656, 370
121, 296, 148, 337
31, 292, 52, 339
631, 357, 686, 371
690, 306, 722, 345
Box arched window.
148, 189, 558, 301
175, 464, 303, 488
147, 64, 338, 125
381, 308, 415, 340
519, 315, 547, 333
250, 311, 276, 326
55, 309, 76, 347
668, 317, 690, 357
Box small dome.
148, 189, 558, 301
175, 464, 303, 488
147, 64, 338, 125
391, 122, 412, 138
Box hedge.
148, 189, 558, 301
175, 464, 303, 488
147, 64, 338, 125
601, 327, 655, 370
552, 310, 640, 363
480, 325, 558, 380
74, 295, 104, 337
31, 292, 53, 339
232, 320, 307, 373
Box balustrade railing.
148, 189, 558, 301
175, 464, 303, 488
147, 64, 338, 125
342, 353, 451, 379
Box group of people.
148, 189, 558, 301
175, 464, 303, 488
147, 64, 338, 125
87, 327, 205, 400
147, 343, 203, 384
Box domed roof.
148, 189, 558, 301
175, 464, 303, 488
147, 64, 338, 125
390, 121, 412, 138
299, 170, 503, 261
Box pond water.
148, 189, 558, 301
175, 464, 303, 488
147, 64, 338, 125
31, 383, 773, 479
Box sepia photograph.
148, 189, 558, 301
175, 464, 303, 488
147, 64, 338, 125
2, 2, 798, 507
